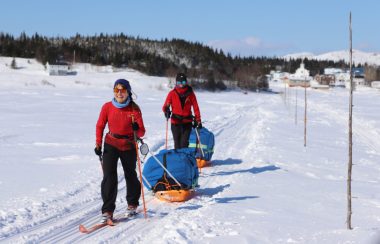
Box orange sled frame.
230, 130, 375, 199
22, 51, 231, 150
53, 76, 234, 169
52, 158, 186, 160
155, 189, 195, 202
196, 158, 209, 168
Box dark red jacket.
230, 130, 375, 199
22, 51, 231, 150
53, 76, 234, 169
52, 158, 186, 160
96, 101, 145, 151
162, 86, 201, 124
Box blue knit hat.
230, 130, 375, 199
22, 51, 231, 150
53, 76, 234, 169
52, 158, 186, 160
114, 79, 132, 96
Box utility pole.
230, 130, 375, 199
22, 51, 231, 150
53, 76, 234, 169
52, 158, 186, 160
347, 11, 353, 230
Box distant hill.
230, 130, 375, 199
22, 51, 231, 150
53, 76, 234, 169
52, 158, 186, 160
284, 50, 380, 66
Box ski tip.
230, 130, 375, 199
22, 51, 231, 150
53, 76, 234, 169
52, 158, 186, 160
79, 224, 88, 233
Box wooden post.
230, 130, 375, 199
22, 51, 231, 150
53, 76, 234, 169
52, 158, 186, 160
295, 87, 298, 125
304, 83, 307, 147
347, 11, 353, 230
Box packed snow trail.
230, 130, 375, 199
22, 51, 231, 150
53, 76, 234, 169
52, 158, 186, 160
0, 91, 277, 243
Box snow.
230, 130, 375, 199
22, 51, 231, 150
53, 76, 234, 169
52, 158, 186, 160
1, 57, 380, 243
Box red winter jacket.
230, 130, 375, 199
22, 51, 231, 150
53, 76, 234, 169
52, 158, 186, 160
96, 101, 145, 151
162, 86, 201, 124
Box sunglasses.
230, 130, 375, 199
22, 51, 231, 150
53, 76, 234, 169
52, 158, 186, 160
114, 87, 127, 93
176, 80, 187, 85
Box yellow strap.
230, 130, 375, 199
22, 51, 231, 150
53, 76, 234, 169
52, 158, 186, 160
188, 143, 213, 151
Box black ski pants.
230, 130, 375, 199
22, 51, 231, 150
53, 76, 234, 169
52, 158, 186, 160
171, 123, 192, 149
101, 143, 141, 214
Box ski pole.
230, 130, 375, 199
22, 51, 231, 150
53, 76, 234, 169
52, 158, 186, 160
98, 154, 104, 172
165, 118, 169, 149
131, 115, 148, 219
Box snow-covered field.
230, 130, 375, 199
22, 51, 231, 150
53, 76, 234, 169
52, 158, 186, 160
0, 57, 380, 243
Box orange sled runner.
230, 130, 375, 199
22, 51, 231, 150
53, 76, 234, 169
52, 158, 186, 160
155, 189, 195, 202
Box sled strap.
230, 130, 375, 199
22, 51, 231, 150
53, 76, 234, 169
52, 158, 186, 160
149, 151, 183, 187
163, 153, 167, 178
163, 153, 182, 190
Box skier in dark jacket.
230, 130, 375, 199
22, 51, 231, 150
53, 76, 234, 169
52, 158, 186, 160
95, 79, 145, 223
162, 73, 201, 149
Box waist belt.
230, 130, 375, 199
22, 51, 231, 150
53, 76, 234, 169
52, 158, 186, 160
108, 132, 130, 139
172, 114, 194, 121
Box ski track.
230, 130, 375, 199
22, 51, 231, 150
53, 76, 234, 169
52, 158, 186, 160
0, 93, 274, 243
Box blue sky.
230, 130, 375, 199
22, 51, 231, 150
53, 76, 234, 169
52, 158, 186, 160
1, 0, 379, 57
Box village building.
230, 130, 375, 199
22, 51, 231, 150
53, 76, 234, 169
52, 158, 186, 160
287, 61, 311, 87
46, 60, 76, 76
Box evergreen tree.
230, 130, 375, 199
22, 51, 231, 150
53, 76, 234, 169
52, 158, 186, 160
0, 32, 351, 91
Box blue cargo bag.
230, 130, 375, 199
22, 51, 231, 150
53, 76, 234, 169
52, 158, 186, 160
142, 148, 199, 192
188, 127, 215, 161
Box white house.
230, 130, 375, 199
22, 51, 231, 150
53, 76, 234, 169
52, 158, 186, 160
371, 81, 380, 89
269, 71, 289, 83
324, 68, 344, 75
333, 72, 349, 87
46, 61, 76, 76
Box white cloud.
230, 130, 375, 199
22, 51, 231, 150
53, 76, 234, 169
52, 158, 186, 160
208, 36, 292, 57
244, 37, 261, 46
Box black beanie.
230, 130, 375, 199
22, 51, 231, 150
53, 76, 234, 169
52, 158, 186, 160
176, 73, 187, 82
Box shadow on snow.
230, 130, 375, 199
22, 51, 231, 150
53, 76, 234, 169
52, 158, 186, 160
209, 165, 280, 177
214, 196, 259, 204
211, 158, 243, 166
196, 184, 231, 198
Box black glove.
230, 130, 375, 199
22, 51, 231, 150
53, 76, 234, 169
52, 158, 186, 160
197, 122, 202, 129
94, 146, 102, 156
192, 120, 198, 128
164, 107, 171, 119
132, 122, 139, 131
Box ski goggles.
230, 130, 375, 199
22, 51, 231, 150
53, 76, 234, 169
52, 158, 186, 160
114, 87, 127, 93
176, 80, 187, 85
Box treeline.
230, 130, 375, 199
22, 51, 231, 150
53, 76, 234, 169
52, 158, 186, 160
0, 32, 352, 91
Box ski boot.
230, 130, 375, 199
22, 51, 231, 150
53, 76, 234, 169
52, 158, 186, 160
126, 205, 138, 217
100, 212, 114, 225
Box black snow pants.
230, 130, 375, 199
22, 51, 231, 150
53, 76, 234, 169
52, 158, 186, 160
171, 123, 192, 149
101, 143, 141, 214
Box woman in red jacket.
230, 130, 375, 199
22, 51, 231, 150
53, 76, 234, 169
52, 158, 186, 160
95, 79, 145, 223
162, 73, 201, 149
